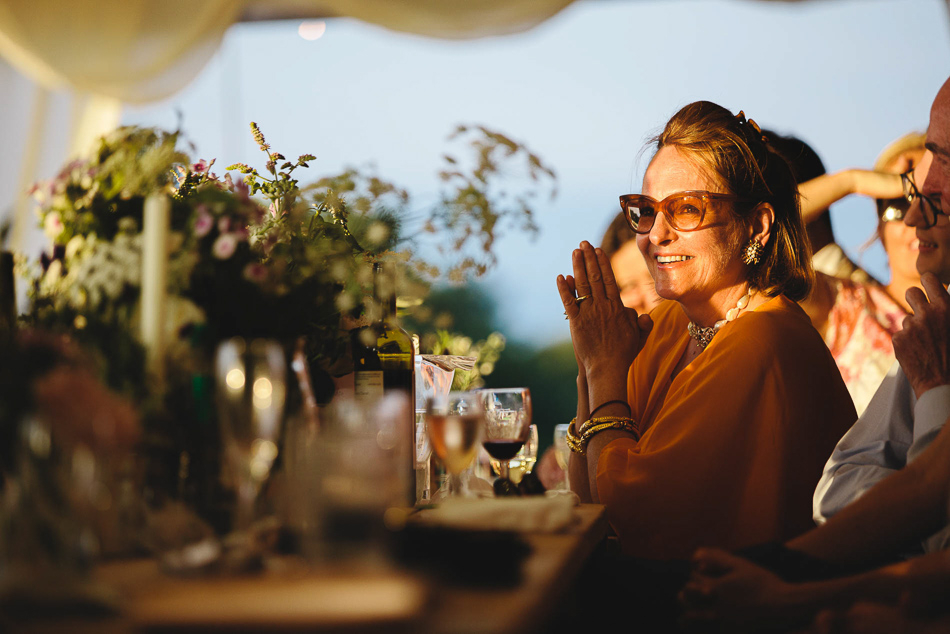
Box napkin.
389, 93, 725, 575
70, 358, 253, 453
414, 496, 577, 533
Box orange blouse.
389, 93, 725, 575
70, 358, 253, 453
596, 295, 856, 559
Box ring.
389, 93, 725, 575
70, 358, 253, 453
563, 295, 591, 319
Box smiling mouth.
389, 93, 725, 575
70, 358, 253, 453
656, 255, 693, 263
920, 240, 938, 249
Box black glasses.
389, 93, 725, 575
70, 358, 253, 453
901, 170, 945, 228
619, 191, 756, 234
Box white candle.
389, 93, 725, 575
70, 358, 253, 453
141, 193, 170, 381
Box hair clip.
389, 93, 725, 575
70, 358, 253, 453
735, 110, 769, 145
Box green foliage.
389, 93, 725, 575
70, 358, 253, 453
430, 125, 557, 280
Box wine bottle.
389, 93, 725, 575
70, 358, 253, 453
351, 263, 416, 504
0, 251, 16, 343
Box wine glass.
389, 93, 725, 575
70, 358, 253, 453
478, 388, 532, 483
553, 423, 571, 490
215, 338, 286, 533
426, 391, 484, 499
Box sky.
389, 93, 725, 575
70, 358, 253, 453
122, 0, 950, 347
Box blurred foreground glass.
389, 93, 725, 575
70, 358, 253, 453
553, 424, 571, 491
479, 388, 532, 482
215, 338, 286, 533
426, 392, 483, 499
292, 393, 410, 566
0, 416, 117, 611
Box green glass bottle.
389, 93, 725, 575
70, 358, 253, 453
351, 263, 415, 504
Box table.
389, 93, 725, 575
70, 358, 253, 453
8, 505, 607, 634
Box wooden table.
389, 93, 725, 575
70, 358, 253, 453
8, 505, 607, 634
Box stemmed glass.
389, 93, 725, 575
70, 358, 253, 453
553, 423, 571, 491
478, 388, 532, 483
215, 338, 286, 533
426, 391, 484, 499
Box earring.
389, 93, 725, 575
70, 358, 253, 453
742, 239, 764, 266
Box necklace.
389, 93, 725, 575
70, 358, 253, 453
687, 288, 755, 350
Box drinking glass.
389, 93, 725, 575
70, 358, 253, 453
478, 388, 532, 482
215, 338, 286, 533
426, 391, 484, 499
553, 423, 571, 490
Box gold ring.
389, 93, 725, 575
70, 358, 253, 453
564, 295, 591, 319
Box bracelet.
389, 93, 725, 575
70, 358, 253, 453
578, 415, 638, 435
580, 418, 639, 443
568, 416, 639, 455
565, 418, 583, 453
589, 399, 632, 418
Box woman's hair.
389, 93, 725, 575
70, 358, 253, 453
651, 101, 813, 301
600, 212, 636, 259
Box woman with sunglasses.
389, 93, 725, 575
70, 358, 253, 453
557, 101, 856, 559
794, 133, 924, 414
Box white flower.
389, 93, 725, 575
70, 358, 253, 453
212, 233, 238, 259
45, 260, 63, 284
65, 235, 85, 260
44, 212, 64, 240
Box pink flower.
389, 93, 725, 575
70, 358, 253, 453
268, 202, 279, 218
243, 263, 268, 283
194, 206, 213, 237
212, 233, 238, 260
192, 160, 209, 173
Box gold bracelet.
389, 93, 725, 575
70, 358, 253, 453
565, 418, 583, 454
578, 416, 639, 435
569, 416, 639, 455
580, 419, 639, 444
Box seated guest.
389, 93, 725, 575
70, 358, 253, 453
681, 76, 950, 631
772, 133, 921, 413
768, 132, 872, 283
599, 212, 662, 315
813, 151, 950, 552
557, 100, 855, 559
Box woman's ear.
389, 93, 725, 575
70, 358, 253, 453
751, 202, 775, 246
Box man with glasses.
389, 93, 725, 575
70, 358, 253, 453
813, 79, 950, 554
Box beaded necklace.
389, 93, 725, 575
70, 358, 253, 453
686, 288, 755, 350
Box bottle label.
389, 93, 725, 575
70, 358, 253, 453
354, 371, 384, 399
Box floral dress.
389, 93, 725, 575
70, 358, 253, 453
823, 278, 907, 415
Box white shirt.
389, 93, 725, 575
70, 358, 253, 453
813, 360, 950, 552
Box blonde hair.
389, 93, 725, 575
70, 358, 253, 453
652, 101, 813, 302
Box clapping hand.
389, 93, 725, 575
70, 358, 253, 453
556, 241, 652, 380
893, 273, 950, 398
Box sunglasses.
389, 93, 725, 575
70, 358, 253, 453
901, 170, 945, 228
876, 197, 910, 223
619, 191, 756, 234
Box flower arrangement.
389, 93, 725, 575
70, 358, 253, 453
13, 120, 555, 513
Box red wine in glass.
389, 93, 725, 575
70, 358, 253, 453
483, 439, 525, 461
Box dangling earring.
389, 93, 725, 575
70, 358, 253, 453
742, 239, 764, 266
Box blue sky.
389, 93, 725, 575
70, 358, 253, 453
123, 0, 950, 346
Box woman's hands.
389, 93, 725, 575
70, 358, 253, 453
556, 241, 653, 384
